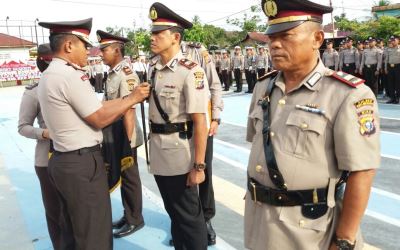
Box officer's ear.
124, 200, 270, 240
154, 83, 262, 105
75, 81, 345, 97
312, 30, 324, 51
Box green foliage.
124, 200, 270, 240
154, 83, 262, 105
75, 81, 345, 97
105, 27, 151, 57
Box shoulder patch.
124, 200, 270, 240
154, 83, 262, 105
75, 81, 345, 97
179, 58, 197, 69
126, 78, 137, 91
329, 71, 365, 88
193, 71, 205, 90
122, 66, 133, 75
25, 82, 38, 90
257, 70, 278, 82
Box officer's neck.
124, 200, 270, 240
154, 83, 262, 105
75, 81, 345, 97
159, 45, 180, 65
282, 57, 319, 94
110, 56, 124, 69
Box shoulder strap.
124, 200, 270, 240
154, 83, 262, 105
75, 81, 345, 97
150, 69, 170, 124
259, 75, 287, 190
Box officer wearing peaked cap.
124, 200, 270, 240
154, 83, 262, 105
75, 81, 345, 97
96, 30, 146, 238
37, 18, 150, 250
147, 2, 209, 249
322, 39, 339, 71
385, 35, 400, 104
360, 36, 383, 96
245, 1, 380, 250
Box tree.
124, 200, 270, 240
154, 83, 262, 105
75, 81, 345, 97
105, 26, 151, 57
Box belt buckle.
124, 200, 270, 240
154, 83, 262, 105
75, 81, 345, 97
184, 122, 188, 131
391, 64, 395, 67
250, 182, 257, 203
367, 65, 371, 68
346, 64, 349, 67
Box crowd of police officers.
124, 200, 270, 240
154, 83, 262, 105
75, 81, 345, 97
15, 0, 390, 249
322, 35, 400, 103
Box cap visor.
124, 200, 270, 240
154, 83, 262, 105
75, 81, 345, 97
151, 25, 176, 32
265, 21, 305, 35
76, 35, 93, 47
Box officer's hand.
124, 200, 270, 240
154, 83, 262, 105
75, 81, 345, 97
130, 83, 150, 103
209, 121, 219, 136
186, 169, 205, 186
42, 129, 50, 139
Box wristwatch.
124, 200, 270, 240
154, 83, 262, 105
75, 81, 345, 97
211, 118, 221, 125
335, 235, 355, 250
193, 163, 206, 171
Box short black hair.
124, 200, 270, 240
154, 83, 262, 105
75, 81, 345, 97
49, 34, 77, 52
169, 27, 184, 43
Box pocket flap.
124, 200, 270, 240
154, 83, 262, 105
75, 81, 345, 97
159, 89, 178, 99
286, 112, 326, 135
160, 134, 187, 149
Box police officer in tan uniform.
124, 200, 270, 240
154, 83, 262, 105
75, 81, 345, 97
220, 50, 231, 91
37, 18, 150, 250
96, 30, 146, 238
232, 46, 244, 92
322, 40, 339, 71
385, 35, 400, 104
256, 45, 268, 78
147, 2, 209, 249
360, 37, 383, 96
245, 1, 380, 250
18, 44, 62, 249
339, 37, 359, 75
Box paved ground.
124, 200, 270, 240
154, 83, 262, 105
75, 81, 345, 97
0, 85, 399, 250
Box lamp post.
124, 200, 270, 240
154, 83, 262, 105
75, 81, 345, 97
6, 16, 9, 35
34, 18, 39, 49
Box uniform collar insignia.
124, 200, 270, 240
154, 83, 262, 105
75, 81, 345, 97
306, 72, 322, 88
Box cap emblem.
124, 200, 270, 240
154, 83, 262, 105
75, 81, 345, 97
264, 0, 278, 17
150, 7, 158, 21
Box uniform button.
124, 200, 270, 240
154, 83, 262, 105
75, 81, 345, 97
255, 165, 263, 173
278, 99, 286, 105
273, 175, 277, 179
270, 131, 275, 137
299, 220, 305, 227
301, 123, 308, 129
175, 142, 179, 146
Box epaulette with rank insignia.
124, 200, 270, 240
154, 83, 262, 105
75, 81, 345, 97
122, 66, 133, 75
179, 58, 197, 69
25, 82, 39, 90
188, 41, 202, 48
257, 70, 278, 82
327, 70, 364, 88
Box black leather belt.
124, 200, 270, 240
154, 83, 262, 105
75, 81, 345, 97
150, 121, 193, 134
247, 177, 327, 206
54, 144, 101, 155
366, 64, 377, 68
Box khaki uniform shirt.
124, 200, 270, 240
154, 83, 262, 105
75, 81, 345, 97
322, 49, 339, 70
244, 60, 380, 250
339, 47, 360, 70
220, 57, 230, 70
231, 55, 244, 70
361, 47, 383, 71
38, 58, 103, 152
385, 45, 400, 71
104, 60, 143, 148
148, 51, 209, 176
18, 83, 50, 167
181, 42, 224, 120
255, 54, 268, 69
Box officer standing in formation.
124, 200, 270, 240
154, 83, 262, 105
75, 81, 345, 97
96, 30, 145, 237
322, 40, 339, 71
178, 39, 224, 245
244, 46, 257, 93
147, 2, 209, 249
220, 50, 231, 91
37, 18, 150, 249
255, 45, 269, 78
385, 35, 400, 104
18, 44, 62, 249
232, 45, 244, 92
360, 37, 383, 96
245, 0, 380, 250
339, 37, 359, 75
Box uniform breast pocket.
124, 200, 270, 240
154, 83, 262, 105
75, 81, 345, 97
106, 86, 118, 99
159, 89, 179, 114
249, 108, 264, 134
283, 111, 327, 159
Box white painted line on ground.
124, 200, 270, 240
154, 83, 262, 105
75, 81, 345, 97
214, 153, 246, 170
214, 139, 250, 154
380, 116, 400, 121
381, 130, 400, 136
381, 154, 400, 161
371, 187, 400, 201
365, 210, 400, 228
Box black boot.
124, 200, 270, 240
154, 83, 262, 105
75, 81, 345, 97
112, 216, 126, 229
206, 220, 216, 246
113, 221, 145, 238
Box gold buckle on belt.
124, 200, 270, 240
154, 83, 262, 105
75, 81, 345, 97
250, 181, 257, 203
391, 64, 395, 67
367, 65, 371, 68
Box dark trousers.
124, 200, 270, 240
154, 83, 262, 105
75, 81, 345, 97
48, 150, 112, 250
342, 63, 356, 75
378, 71, 387, 94
95, 74, 104, 93
154, 174, 207, 250
199, 136, 215, 221
363, 64, 378, 96
387, 64, 400, 100
89, 77, 95, 88
221, 70, 229, 90
234, 68, 242, 91
248, 71, 257, 93
257, 68, 266, 78
216, 67, 222, 84
120, 148, 144, 225
35, 167, 62, 250
136, 71, 145, 83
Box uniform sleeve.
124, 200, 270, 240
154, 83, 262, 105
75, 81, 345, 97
333, 86, 380, 171
66, 73, 102, 118
120, 72, 140, 108
360, 52, 365, 71
334, 52, 339, 71
377, 50, 383, 71
384, 50, 389, 71
18, 90, 45, 140
205, 61, 224, 119
355, 50, 360, 70
339, 51, 343, 70
184, 67, 209, 114
246, 82, 263, 142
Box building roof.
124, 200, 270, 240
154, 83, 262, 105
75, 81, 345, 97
0, 33, 36, 48
372, 3, 400, 12
241, 32, 270, 44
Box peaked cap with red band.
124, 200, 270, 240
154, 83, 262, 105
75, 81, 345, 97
149, 2, 193, 32
39, 18, 93, 46
261, 0, 332, 35
96, 30, 130, 49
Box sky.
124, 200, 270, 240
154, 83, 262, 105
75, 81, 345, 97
1, 0, 395, 44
